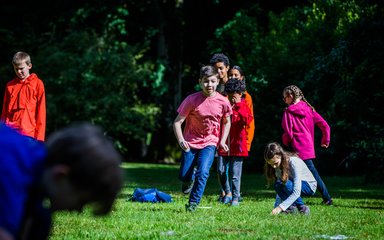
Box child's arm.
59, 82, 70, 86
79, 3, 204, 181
313, 111, 330, 148
234, 101, 253, 125
219, 115, 231, 152
244, 93, 255, 151
35, 81, 46, 141
281, 111, 293, 146
173, 114, 190, 152
277, 159, 303, 211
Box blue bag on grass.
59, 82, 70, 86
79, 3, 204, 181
131, 188, 172, 203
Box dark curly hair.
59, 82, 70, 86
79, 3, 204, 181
209, 53, 230, 66
224, 78, 246, 93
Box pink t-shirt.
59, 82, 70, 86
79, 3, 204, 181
177, 91, 232, 149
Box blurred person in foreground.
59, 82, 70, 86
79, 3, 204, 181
0, 122, 124, 240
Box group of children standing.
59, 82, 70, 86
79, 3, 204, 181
173, 53, 333, 214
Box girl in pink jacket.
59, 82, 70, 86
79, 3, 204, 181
282, 85, 333, 205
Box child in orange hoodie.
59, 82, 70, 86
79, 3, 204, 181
1, 51, 46, 141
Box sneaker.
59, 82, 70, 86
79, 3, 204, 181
181, 180, 194, 194
217, 191, 225, 202
185, 202, 198, 212
322, 199, 333, 206
230, 200, 239, 207
282, 205, 298, 214
297, 204, 310, 215
221, 195, 232, 204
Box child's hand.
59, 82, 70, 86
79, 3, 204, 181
219, 141, 229, 152
229, 92, 242, 105
321, 144, 329, 148
271, 206, 283, 215
179, 140, 190, 152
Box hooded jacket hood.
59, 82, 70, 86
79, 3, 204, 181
285, 101, 311, 118
281, 100, 330, 160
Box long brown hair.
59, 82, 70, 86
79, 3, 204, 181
263, 142, 296, 187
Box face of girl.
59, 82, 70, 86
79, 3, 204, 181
282, 92, 293, 105
229, 69, 243, 80
200, 75, 219, 97
266, 155, 281, 169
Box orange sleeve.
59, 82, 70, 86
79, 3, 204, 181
34, 80, 46, 141
244, 92, 255, 152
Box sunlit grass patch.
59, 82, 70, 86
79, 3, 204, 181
51, 162, 384, 239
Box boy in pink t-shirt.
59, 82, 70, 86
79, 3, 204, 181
173, 65, 232, 212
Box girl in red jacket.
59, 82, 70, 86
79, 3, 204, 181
218, 78, 253, 206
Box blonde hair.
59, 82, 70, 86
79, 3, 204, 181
283, 85, 315, 111
12, 52, 31, 65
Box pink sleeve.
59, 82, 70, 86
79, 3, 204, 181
223, 100, 233, 117
313, 111, 331, 146
177, 96, 192, 117
281, 110, 293, 146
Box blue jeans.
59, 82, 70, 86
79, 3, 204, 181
217, 156, 230, 195
179, 145, 216, 204
274, 179, 314, 207
218, 156, 243, 201
304, 159, 332, 201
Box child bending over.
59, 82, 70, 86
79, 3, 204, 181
264, 142, 317, 215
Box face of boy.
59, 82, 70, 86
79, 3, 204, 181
227, 92, 242, 104
47, 166, 93, 213
200, 75, 219, 97
13, 62, 32, 80
213, 62, 229, 82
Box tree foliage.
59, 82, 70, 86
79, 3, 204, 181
0, 0, 382, 182
33, 3, 165, 157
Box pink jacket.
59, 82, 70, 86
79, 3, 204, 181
282, 101, 330, 160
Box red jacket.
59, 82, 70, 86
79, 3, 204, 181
218, 99, 253, 157
1, 73, 46, 141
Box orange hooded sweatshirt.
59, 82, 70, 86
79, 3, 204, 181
1, 73, 46, 141
244, 91, 255, 152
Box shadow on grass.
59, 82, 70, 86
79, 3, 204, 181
119, 163, 384, 209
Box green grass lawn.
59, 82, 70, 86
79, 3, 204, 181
51, 162, 384, 239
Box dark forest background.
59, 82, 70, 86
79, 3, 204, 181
0, 0, 383, 183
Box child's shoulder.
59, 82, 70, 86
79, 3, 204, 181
29, 73, 44, 82
183, 91, 203, 101
214, 92, 230, 101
